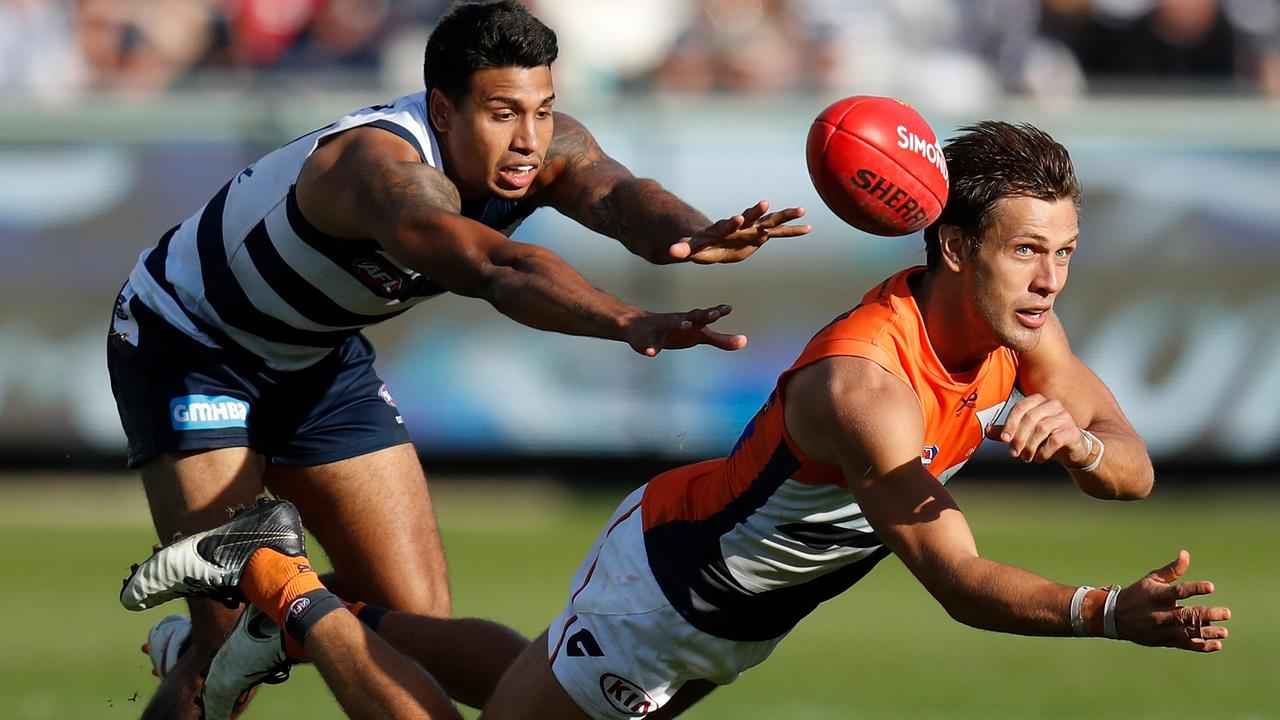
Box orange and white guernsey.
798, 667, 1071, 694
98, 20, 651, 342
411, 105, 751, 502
641, 266, 1020, 641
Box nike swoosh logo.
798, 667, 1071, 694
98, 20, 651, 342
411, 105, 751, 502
210, 533, 301, 563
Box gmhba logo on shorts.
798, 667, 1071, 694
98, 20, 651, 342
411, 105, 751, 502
170, 395, 250, 430
599, 673, 653, 716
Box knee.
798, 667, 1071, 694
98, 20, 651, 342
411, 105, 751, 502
329, 571, 452, 618
387, 583, 453, 619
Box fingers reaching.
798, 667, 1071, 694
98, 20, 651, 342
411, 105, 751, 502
1171, 579, 1215, 601
740, 200, 769, 226
1172, 605, 1231, 651
1148, 550, 1191, 585
632, 305, 746, 355
1186, 638, 1225, 653
697, 327, 749, 351
670, 203, 811, 264
682, 304, 732, 327
679, 305, 746, 351
757, 206, 809, 230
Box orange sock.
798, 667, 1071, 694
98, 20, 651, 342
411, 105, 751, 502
240, 548, 325, 627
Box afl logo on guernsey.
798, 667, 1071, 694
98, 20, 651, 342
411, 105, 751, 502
170, 395, 249, 430
353, 258, 405, 296
599, 674, 654, 716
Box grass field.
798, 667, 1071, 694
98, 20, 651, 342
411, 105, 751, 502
1, 473, 1276, 719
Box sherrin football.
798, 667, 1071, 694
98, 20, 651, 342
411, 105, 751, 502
806, 96, 949, 236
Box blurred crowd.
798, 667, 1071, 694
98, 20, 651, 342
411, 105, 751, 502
3, 0, 1278, 107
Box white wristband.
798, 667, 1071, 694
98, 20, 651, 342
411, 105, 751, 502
1069, 585, 1094, 637
1072, 428, 1106, 473
1102, 585, 1122, 639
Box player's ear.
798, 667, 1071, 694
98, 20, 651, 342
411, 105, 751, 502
939, 224, 967, 271
428, 88, 453, 134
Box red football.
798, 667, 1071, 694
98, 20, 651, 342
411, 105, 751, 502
806, 96, 949, 236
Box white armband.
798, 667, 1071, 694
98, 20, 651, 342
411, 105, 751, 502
1069, 585, 1094, 637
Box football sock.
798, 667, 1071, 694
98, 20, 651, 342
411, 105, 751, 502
240, 548, 325, 627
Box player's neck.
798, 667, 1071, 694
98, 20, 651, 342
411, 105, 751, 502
911, 271, 999, 376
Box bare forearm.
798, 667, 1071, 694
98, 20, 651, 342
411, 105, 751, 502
1069, 421, 1154, 500
483, 242, 641, 341
307, 612, 460, 720
590, 178, 708, 264
938, 557, 1080, 637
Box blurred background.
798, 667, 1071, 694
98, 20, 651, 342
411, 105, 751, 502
2, 0, 1279, 468
1, 1, 1278, 718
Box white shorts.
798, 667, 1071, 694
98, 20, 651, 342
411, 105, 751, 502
547, 486, 783, 719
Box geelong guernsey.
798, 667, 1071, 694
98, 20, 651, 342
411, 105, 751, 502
123, 91, 533, 370
641, 267, 1020, 641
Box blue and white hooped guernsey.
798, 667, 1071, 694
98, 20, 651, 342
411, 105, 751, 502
122, 91, 533, 371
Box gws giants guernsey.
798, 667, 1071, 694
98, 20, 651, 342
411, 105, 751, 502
123, 91, 534, 370
641, 266, 1020, 641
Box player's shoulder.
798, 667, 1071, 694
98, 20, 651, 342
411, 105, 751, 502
791, 355, 912, 405
784, 354, 923, 463
550, 110, 591, 137
805, 270, 920, 354
324, 123, 433, 169
298, 133, 462, 229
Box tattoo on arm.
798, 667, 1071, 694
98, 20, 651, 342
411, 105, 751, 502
548, 114, 599, 171
547, 113, 710, 261
363, 160, 461, 222
587, 192, 633, 244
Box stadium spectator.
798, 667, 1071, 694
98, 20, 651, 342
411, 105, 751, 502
1041, 0, 1280, 94
74, 0, 217, 96
10, 0, 1276, 100
270, 0, 393, 77
650, 0, 818, 95
0, 0, 87, 105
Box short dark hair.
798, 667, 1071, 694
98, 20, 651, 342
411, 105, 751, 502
423, 1, 558, 101
924, 121, 1080, 271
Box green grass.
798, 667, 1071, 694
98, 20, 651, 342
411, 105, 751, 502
0, 475, 1275, 719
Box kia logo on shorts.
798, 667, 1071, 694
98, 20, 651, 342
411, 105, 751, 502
599, 673, 654, 716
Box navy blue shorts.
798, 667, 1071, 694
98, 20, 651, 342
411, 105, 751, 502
107, 295, 411, 469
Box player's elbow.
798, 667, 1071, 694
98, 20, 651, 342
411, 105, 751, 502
919, 556, 989, 629
483, 243, 555, 307
1120, 471, 1154, 500
930, 584, 977, 627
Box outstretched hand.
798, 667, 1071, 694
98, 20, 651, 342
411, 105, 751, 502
1115, 550, 1231, 652
625, 304, 747, 356
669, 201, 810, 264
